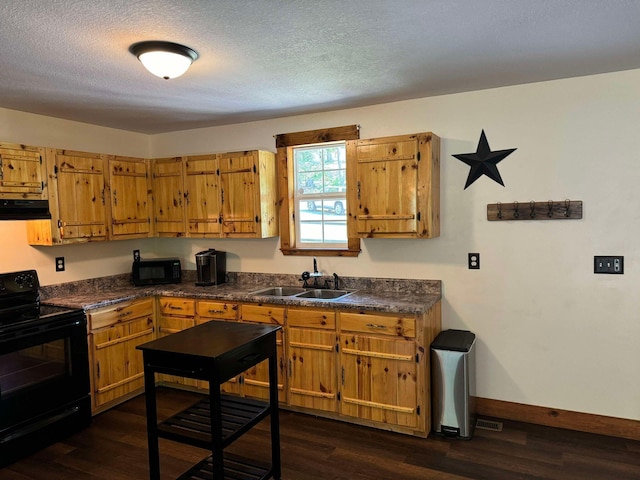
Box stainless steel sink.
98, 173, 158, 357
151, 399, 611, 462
295, 289, 354, 300
249, 286, 308, 297
248, 286, 356, 300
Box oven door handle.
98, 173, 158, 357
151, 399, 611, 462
1, 316, 84, 343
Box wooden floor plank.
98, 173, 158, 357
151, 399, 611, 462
2, 388, 639, 480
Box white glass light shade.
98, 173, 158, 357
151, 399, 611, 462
130, 41, 198, 80
138, 50, 193, 79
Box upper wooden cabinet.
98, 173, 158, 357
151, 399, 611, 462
347, 132, 440, 238
25, 146, 279, 244
183, 150, 278, 239
219, 150, 278, 238
27, 149, 110, 245
183, 153, 221, 236
108, 156, 152, 240
152, 157, 186, 237
0, 143, 47, 200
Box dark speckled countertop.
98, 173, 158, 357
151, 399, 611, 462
40, 271, 441, 315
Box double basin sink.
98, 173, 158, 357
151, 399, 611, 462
249, 286, 356, 301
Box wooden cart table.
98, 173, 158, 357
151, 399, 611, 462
137, 320, 282, 480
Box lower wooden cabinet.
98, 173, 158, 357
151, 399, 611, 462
87, 298, 155, 413
239, 304, 287, 402
339, 332, 419, 428
157, 298, 196, 387
287, 307, 338, 412
195, 300, 240, 393
85, 294, 440, 437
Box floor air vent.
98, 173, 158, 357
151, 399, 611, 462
476, 419, 503, 432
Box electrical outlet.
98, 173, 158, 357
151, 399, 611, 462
55, 257, 65, 272
594, 256, 624, 274
133, 250, 141, 262
468, 253, 480, 270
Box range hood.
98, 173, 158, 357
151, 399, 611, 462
0, 199, 51, 220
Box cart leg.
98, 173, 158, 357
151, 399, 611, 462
269, 353, 281, 479
143, 362, 160, 480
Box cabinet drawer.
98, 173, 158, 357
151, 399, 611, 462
157, 315, 195, 335
197, 300, 238, 320
158, 297, 195, 317
287, 307, 335, 329
340, 312, 416, 338
240, 304, 285, 325
89, 298, 154, 331
92, 315, 155, 348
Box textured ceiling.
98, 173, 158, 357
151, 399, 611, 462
1, 0, 640, 134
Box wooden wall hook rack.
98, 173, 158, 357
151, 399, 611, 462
487, 200, 583, 221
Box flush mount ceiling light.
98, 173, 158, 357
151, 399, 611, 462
129, 41, 198, 80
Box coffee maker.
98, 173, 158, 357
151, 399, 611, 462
195, 249, 226, 286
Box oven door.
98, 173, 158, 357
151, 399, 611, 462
0, 312, 90, 444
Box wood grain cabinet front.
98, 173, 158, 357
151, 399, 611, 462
338, 309, 432, 437
0, 142, 47, 199
286, 307, 338, 413
184, 150, 278, 239
347, 132, 440, 239
239, 304, 286, 402
151, 157, 186, 237
28, 149, 110, 245
196, 300, 240, 394
157, 298, 196, 388
87, 298, 155, 413
107, 156, 152, 240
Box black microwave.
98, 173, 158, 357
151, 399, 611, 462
132, 258, 181, 286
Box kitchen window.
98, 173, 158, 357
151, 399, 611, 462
276, 125, 361, 256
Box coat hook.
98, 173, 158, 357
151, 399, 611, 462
565, 199, 571, 217
497, 202, 502, 219
530, 200, 536, 218
548, 200, 554, 218
513, 201, 519, 219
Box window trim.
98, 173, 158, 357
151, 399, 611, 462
276, 125, 361, 257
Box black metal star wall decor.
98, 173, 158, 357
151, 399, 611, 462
453, 130, 517, 189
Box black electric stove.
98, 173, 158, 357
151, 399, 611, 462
0, 269, 91, 467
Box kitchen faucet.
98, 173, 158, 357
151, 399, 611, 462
299, 257, 340, 289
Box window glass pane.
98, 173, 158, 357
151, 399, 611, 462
294, 142, 347, 248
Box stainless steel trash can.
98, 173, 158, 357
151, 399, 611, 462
431, 329, 476, 439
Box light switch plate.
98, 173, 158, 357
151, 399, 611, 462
594, 256, 623, 274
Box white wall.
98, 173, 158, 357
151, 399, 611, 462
1, 70, 639, 422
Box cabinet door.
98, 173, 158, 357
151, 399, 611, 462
288, 328, 338, 412
339, 333, 418, 428
348, 133, 439, 238
157, 315, 197, 387
287, 307, 337, 411
351, 136, 419, 236
152, 157, 185, 236
55, 150, 108, 241
184, 154, 221, 236
91, 315, 155, 410
108, 156, 152, 239
240, 304, 286, 401
196, 301, 240, 394
0, 143, 45, 198
218, 151, 258, 237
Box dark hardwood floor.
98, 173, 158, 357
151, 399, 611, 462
2, 388, 639, 479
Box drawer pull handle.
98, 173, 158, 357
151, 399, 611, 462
119, 310, 133, 317
239, 352, 262, 364
366, 323, 387, 329
208, 309, 224, 314
169, 306, 182, 310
